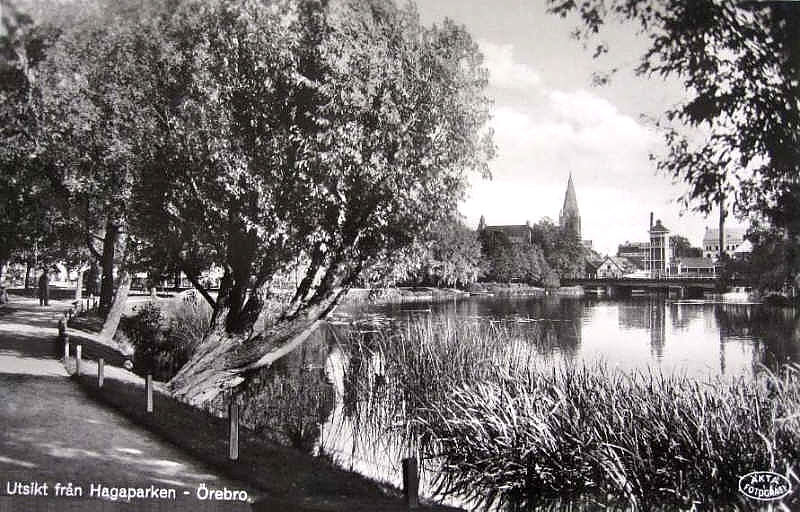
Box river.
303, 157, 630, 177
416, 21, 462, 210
361, 295, 800, 378
240, 295, 800, 509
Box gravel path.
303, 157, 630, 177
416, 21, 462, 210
0, 295, 256, 511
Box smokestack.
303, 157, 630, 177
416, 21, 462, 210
649, 212, 653, 230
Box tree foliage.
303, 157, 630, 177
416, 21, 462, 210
670, 235, 702, 258
5, 0, 493, 402
410, 218, 485, 288
478, 229, 550, 284
547, 0, 800, 285
531, 218, 584, 279
9, 0, 493, 402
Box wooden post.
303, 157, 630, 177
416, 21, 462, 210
228, 401, 239, 461
75, 344, 82, 376
402, 457, 419, 509
146, 374, 153, 413
98, 359, 104, 388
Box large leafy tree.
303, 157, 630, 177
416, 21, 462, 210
412, 218, 485, 288
112, 0, 494, 404
26, 0, 168, 336
531, 218, 585, 279
547, 0, 800, 286
478, 230, 550, 284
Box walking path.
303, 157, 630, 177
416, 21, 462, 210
0, 295, 255, 511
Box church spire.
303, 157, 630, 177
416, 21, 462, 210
559, 173, 581, 238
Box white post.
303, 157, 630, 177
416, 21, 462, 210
75, 345, 82, 376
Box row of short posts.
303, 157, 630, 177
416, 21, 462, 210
58, 315, 419, 509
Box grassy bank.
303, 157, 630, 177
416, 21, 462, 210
336, 319, 800, 510
68, 363, 460, 511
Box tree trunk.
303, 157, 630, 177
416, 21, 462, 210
87, 259, 100, 296
99, 270, 131, 341
99, 219, 119, 316
168, 288, 346, 406
75, 266, 85, 301
718, 194, 726, 264
718, 193, 726, 291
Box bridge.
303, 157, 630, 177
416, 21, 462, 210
563, 277, 721, 299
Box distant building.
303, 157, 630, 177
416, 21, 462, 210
646, 219, 672, 278
702, 227, 747, 260
733, 239, 753, 258
596, 256, 635, 279
670, 257, 717, 277
559, 173, 581, 239
617, 241, 648, 269
478, 215, 534, 245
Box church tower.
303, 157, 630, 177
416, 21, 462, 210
559, 173, 581, 238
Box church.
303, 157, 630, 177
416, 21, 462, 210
478, 173, 585, 244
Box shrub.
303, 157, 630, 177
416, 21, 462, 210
121, 293, 212, 381
120, 301, 166, 378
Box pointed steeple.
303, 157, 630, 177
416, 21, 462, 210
559, 173, 581, 238
477, 214, 486, 231
562, 173, 579, 216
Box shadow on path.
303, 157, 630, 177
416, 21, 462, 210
0, 297, 254, 511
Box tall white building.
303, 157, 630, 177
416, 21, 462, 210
646, 219, 672, 278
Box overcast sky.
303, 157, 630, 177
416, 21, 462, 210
414, 0, 734, 255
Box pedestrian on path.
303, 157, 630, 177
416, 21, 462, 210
37, 268, 49, 306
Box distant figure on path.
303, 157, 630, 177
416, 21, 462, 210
38, 269, 49, 306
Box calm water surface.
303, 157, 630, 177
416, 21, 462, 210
366, 295, 800, 378
243, 295, 800, 508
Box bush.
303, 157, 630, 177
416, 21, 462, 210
121, 294, 211, 381
121, 301, 166, 378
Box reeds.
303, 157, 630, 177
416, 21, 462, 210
334, 318, 800, 510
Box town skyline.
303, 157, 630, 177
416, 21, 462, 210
414, 0, 744, 255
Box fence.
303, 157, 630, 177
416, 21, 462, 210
56, 314, 424, 510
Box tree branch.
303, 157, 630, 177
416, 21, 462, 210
178, 258, 217, 309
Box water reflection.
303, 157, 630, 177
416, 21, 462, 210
238, 296, 800, 508
237, 329, 334, 453
364, 296, 799, 378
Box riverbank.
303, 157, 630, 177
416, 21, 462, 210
56, 323, 459, 510
70, 367, 459, 511
341, 287, 470, 305
340, 283, 583, 305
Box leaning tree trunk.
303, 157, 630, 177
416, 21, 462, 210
168, 288, 346, 407
98, 270, 131, 342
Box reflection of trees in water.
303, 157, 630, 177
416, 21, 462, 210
715, 304, 800, 372
235, 327, 335, 453
419, 296, 583, 360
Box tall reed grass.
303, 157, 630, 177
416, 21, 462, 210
334, 318, 800, 510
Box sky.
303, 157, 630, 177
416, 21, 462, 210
413, 0, 735, 255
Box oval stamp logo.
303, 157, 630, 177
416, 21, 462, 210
738, 471, 792, 501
